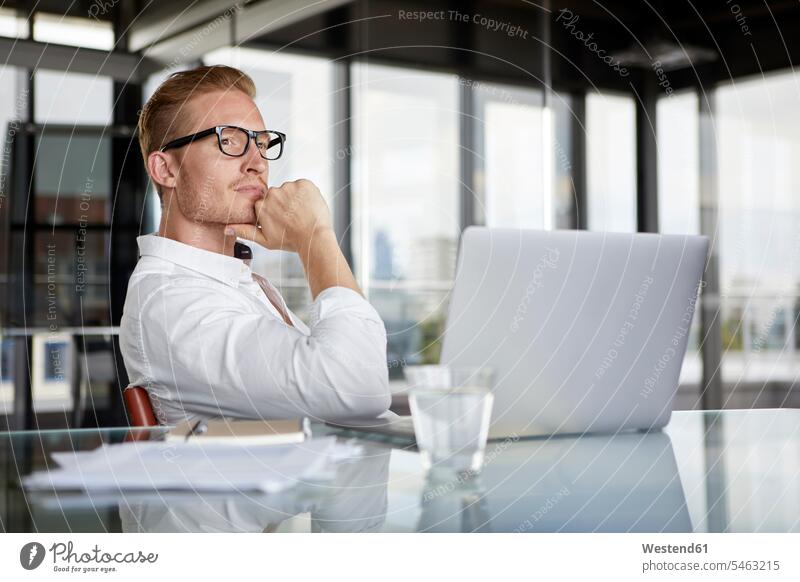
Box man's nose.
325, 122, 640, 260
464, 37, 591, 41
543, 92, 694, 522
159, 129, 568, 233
243, 139, 268, 173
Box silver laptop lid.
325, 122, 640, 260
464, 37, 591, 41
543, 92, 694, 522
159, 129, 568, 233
440, 227, 708, 436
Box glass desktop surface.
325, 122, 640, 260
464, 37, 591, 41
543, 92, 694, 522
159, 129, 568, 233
1, 409, 798, 533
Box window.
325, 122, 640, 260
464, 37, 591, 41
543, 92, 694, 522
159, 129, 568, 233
0, 7, 27, 39
34, 133, 112, 224
352, 63, 459, 374
716, 72, 800, 408
657, 91, 702, 403
472, 82, 545, 228
553, 94, 576, 229
658, 91, 700, 236
586, 92, 637, 232
0, 337, 13, 415
3, 66, 117, 420
34, 70, 113, 125
32, 13, 113, 50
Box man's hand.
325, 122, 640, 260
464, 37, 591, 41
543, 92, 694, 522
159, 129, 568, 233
226, 178, 362, 299
225, 179, 333, 253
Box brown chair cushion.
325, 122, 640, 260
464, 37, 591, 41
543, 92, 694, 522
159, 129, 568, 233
123, 386, 158, 427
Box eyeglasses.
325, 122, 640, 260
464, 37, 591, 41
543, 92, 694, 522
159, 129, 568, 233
159, 125, 286, 160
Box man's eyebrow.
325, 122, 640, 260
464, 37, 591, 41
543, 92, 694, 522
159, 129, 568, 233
221, 124, 270, 130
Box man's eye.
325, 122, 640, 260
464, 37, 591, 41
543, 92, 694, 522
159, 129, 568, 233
221, 138, 230, 145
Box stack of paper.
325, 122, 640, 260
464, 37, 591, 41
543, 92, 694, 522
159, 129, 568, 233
22, 436, 362, 493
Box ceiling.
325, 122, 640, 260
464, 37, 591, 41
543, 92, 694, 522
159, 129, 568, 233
8, 0, 800, 92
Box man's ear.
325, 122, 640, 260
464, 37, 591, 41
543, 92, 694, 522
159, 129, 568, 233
146, 151, 178, 191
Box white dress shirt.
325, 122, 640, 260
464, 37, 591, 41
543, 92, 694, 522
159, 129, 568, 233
119, 234, 391, 425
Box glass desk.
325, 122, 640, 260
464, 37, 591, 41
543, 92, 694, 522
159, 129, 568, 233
1, 409, 798, 532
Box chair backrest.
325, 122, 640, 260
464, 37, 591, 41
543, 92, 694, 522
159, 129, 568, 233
123, 386, 158, 427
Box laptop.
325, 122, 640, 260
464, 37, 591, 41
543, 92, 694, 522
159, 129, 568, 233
331, 227, 708, 440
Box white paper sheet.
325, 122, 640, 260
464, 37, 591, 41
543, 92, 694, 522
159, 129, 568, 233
22, 436, 363, 493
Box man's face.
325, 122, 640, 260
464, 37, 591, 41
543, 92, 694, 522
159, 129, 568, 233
167, 89, 269, 226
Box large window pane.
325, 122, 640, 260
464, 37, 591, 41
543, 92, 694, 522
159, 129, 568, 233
353, 63, 459, 284
586, 92, 637, 232
32, 230, 110, 327
352, 63, 459, 376
717, 71, 800, 408
472, 82, 544, 228
34, 70, 113, 125
34, 133, 111, 224
657, 91, 702, 405
658, 92, 700, 235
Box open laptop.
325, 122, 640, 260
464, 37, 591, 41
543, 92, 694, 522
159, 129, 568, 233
331, 227, 708, 440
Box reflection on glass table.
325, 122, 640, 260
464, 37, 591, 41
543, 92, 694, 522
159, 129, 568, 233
7, 431, 391, 533
416, 430, 689, 533
2, 410, 799, 533
117, 440, 391, 533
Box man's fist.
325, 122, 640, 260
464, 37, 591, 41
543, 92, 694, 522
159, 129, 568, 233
225, 179, 333, 253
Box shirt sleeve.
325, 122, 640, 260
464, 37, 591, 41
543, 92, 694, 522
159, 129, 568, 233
138, 281, 391, 422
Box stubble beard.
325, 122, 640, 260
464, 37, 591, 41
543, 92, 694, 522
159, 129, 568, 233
177, 174, 255, 227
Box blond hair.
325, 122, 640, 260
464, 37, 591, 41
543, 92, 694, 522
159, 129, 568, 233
137, 64, 256, 192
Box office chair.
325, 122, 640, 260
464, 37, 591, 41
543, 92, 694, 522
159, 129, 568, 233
123, 386, 158, 427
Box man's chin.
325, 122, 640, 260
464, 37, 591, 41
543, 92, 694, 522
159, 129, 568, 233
227, 208, 257, 225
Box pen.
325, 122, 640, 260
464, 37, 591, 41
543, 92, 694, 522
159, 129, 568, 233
185, 419, 208, 442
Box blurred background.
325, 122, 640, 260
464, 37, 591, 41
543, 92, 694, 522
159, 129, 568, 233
1, 0, 799, 430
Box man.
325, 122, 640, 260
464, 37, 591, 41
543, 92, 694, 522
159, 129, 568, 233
120, 65, 390, 425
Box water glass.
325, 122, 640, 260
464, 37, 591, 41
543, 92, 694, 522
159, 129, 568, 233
405, 366, 494, 472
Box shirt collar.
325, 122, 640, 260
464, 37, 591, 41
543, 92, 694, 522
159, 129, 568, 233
136, 233, 251, 287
